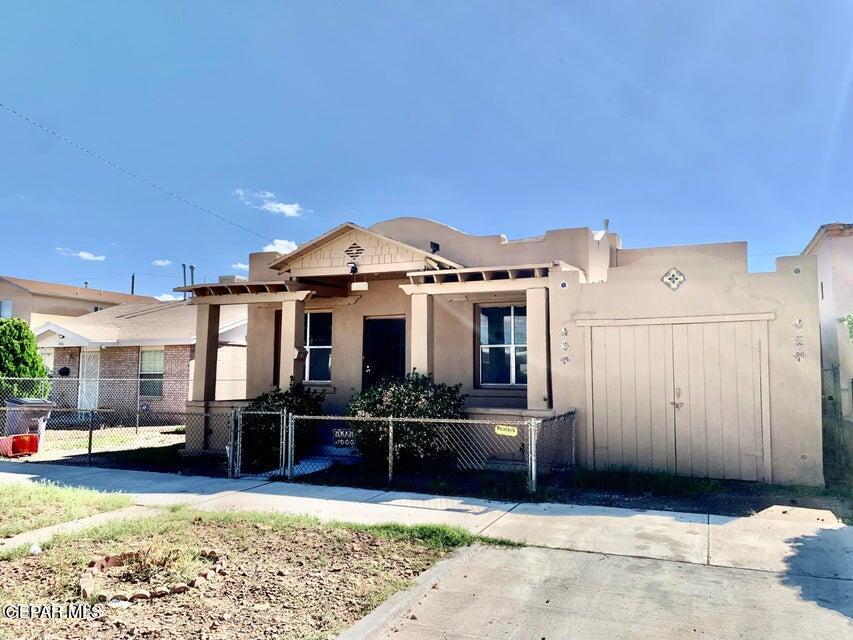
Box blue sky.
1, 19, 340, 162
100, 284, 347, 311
1, 1, 851, 300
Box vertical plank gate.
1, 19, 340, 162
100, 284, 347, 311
590, 318, 770, 482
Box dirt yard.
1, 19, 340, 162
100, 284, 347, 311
0, 509, 457, 640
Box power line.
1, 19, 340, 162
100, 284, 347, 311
0, 101, 272, 241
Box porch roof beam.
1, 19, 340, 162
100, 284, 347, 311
400, 277, 549, 296
189, 290, 315, 305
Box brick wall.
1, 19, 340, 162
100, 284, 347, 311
97, 346, 140, 411
51, 347, 81, 408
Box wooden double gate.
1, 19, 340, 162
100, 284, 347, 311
585, 316, 771, 481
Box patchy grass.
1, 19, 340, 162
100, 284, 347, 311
0, 481, 130, 539
0, 507, 497, 640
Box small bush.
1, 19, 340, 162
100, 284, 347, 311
241, 380, 326, 472
346, 373, 467, 468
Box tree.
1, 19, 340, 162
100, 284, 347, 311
0, 318, 49, 398
845, 314, 853, 344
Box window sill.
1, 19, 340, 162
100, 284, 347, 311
469, 387, 526, 397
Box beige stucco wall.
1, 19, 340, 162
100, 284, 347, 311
0, 283, 125, 322
812, 233, 853, 418
549, 244, 823, 486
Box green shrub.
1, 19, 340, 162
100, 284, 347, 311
241, 380, 326, 472
0, 318, 49, 399
346, 373, 467, 468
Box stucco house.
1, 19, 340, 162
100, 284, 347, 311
33, 299, 247, 412
180, 218, 823, 486
0, 275, 153, 322
802, 223, 853, 423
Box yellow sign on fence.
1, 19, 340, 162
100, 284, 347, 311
494, 424, 518, 437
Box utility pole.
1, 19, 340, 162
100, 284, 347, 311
130, 273, 135, 294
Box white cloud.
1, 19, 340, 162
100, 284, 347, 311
151, 259, 172, 267
233, 189, 303, 217
262, 239, 298, 253
56, 247, 106, 261
155, 293, 182, 301
231, 262, 249, 271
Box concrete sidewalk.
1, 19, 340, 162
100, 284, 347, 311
0, 461, 850, 580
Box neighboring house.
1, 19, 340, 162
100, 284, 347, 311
180, 218, 823, 486
802, 223, 853, 423
0, 275, 153, 322
33, 300, 248, 413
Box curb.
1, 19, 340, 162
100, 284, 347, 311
336, 544, 479, 640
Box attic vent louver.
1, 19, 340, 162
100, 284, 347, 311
344, 243, 364, 260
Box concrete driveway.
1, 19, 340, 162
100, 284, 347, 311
354, 544, 851, 639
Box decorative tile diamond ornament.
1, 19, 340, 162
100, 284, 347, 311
793, 351, 806, 362
560, 356, 571, 365
560, 327, 569, 337
560, 342, 570, 352
661, 267, 686, 291
344, 243, 364, 260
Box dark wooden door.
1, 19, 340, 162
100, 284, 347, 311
362, 318, 406, 389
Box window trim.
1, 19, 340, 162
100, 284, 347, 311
138, 346, 165, 398
476, 304, 527, 388
304, 311, 332, 383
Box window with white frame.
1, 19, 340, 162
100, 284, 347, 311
478, 305, 527, 386
304, 312, 332, 382
139, 347, 165, 397
0, 300, 12, 318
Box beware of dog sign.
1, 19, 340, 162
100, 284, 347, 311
494, 424, 518, 437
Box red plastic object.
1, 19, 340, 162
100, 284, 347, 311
0, 434, 39, 457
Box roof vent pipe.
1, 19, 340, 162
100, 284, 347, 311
603, 219, 609, 233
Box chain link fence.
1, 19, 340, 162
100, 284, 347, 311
229, 410, 576, 494
1, 407, 232, 475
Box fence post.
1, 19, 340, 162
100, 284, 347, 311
87, 411, 94, 467
234, 410, 243, 478
227, 410, 240, 478
286, 414, 295, 480
387, 417, 394, 484
278, 409, 287, 476
527, 418, 539, 493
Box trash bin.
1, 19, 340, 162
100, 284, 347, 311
4, 398, 55, 439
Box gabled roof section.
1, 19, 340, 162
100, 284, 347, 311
0, 276, 156, 304
267, 222, 463, 273
33, 300, 247, 347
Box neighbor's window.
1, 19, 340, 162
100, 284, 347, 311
0, 300, 12, 318
38, 347, 54, 373
304, 312, 332, 382
139, 348, 165, 397
479, 305, 527, 385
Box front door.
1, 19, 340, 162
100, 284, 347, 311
78, 349, 100, 409
362, 318, 406, 389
